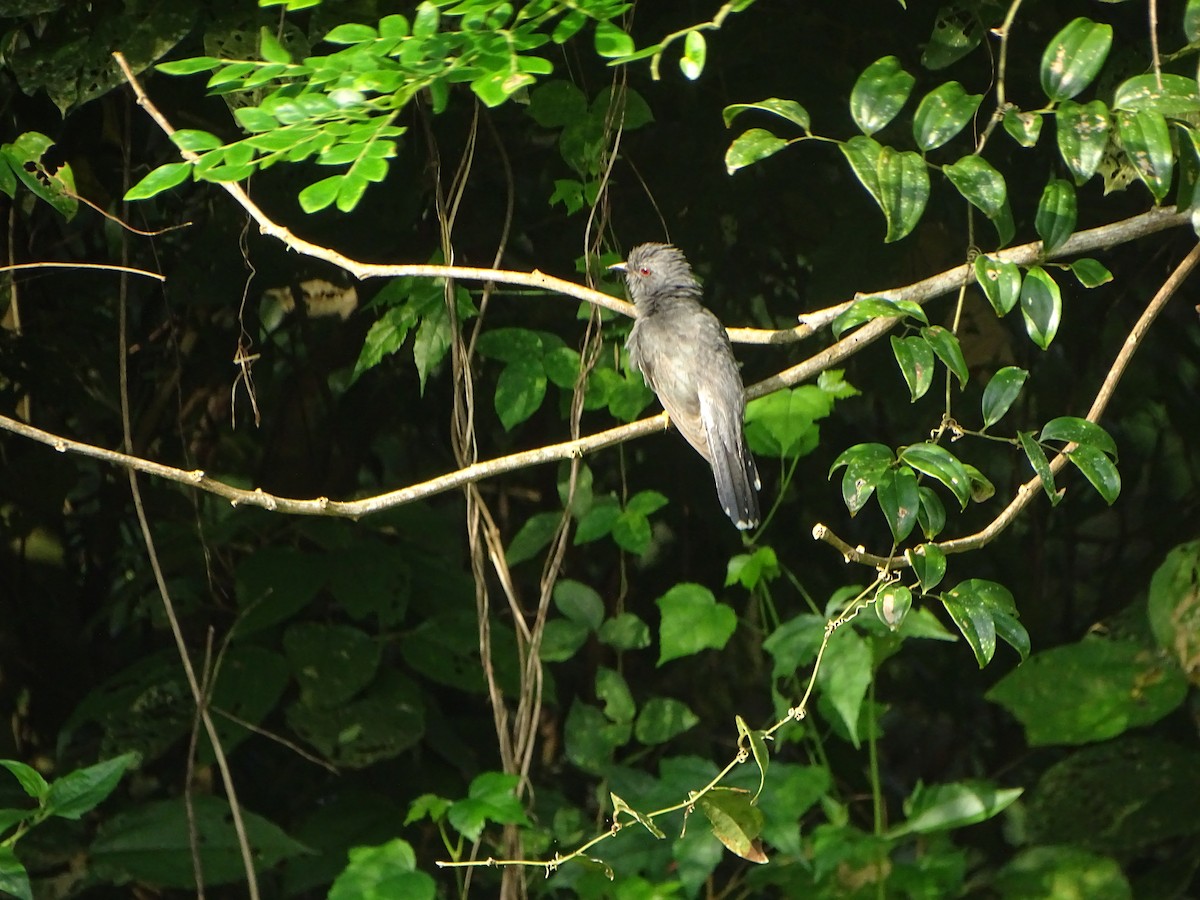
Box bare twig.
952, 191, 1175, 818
0, 261, 166, 281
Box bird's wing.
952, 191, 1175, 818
698, 382, 760, 529
628, 318, 710, 459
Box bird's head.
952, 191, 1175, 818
609, 243, 701, 306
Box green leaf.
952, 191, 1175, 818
259, 27, 291, 64
634, 697, 699, 745
981, 366, 1028, 428
595, 667, 635, 725
412, 2, 439, 38
922, 8, 983, 70
298, 175, 341, 213
899, 443, 972, 508
875, 583, 913, 630
1039, 416, 1118, 457
680, 30, 706, 80
974, 254, 1022, 316
171, 129, 223, 152
877, 146, 930, 242
850, 56, 915, 136
920, 325, 968, 388
818, 627, 873, 746
1040, 17, 1113, 101
906, 542, 947, 592
725, 128, 789, 174
284, 623, 380, 707
574, 495, 621, 544
1035, 178, 1077, 255
156, 56, 220, 75
1070, 258, 1113, 287
323, 23, 379, 44
830, 442, 895, 515
506, 511, 562, 564
917, 485, 946, 539
612, 510, 652, 555
328, 839, 435, 900
832, 296, 928, 337
598, 613, 651, 651
45, 752, 138, 820
1020, 266, 1063, 349
527, 80, 587, 128
942, 579, 1028, 667
890, 335, 935, 401
1112, 74, 1200, 116
1147, 540, 1200, 668
726, 546, 781, 590
553, 580, 604, 630
1018, 430, 1059, 504
594, 20, 635, 58
986, 638, 1188, 744
1056, 100, 1111, 184
609, 793, 665, 839
0, 760, 49, 801
995, 846, 1132, 900
891, 780, 1023, 838
657, 584, 737, 665
1188, 0, 1200, 42
943, 154, 1006, 218
494, 357, 547, 430
540, 619, 590, 662
723, 97, 810, 131
745, 386, 830, 458
912, 81, 982, 151
878, 466, 919, 543
1066, 445, 1121, 504
697, 788, 768, 864
1116, 110, 1173, 202
626, 489, 669, 516
448, 772, 531, 842
1003, 108, 1043, 147
0, 847, 31, 900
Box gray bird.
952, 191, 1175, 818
610, 243, 761, 529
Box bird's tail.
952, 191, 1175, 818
713, 438, 761, 530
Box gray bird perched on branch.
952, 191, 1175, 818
610, 243, 761, 529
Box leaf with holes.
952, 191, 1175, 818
974, 254, 1022, 316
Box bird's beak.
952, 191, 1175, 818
608, 261, 627, 273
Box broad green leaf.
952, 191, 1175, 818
830, 443, 895, 515
943, 154, 1006, 218
171, 129, 224, 153
877, 466, 919, 543
921, 325, 968, 388
1018, 431, 1059, 504
634, 698, 699, 745
1020, 266, 1062, 349
818, 627, 873, 746
1066, 445, 1121, 504
476, 327, 543, 362
553, 580, 604, 630
283, 623, 380, 707
899, 443, 972, 508
323, 23, 379, 44
1070, 258, 1113, 287
973, 254, 1022, 316
723, 98, 810, 131
45, 752, 138, 820
448, 772, 531, 842
657, 584, 737, 666
906, 542, 947, 592
540, 618, 590, 662
598, 613, 651, 651
987, 639, 1187, 744
494, 357, 547, 430
258, 27, 291, 63
890, 335, 935, 401
725, 128, 789, 174
1112, 74, 1200, 116
840, 134, 883, 200
912, 81, 982, 151
1147, 541, 1200, 670
1188, 0, 1200, 42
877, 146, 930, 241
1039, 416, 1118, 457
922, 7, 983, 70
626, 489, 669, 516
0, 760, 49, 801
995, 846, 1132, 900
1035, 178, 1077, 255
917, 485, 946, 539
875, 583, 913, 630
680, 30, 706, 80
744, 387, 825, 459
1057, 100, 1111, 184
412, 2, 439, 38
506, 511, 561, 564
832, 295, 928, 336
891, 780, 1023, 837
564, 702, 629, 772
0, 847, 31, 900
981, 366, 1028, 428
594, 20, 634, 58
1041, 18, 1113, 101
964, 462, 996, 503
1003, 108, 1043, 147
1116, 110, 1173, 201
697, 788, 768, 863
942, 579, 1028, 667
527, 80, 587, 128
851, 56, 915, 135
328, 839, 434, 900
612, 510, 651, 555
595, 667, 635, 725
726, 546, 780, 590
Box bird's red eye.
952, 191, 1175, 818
638, 266, 651, 276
